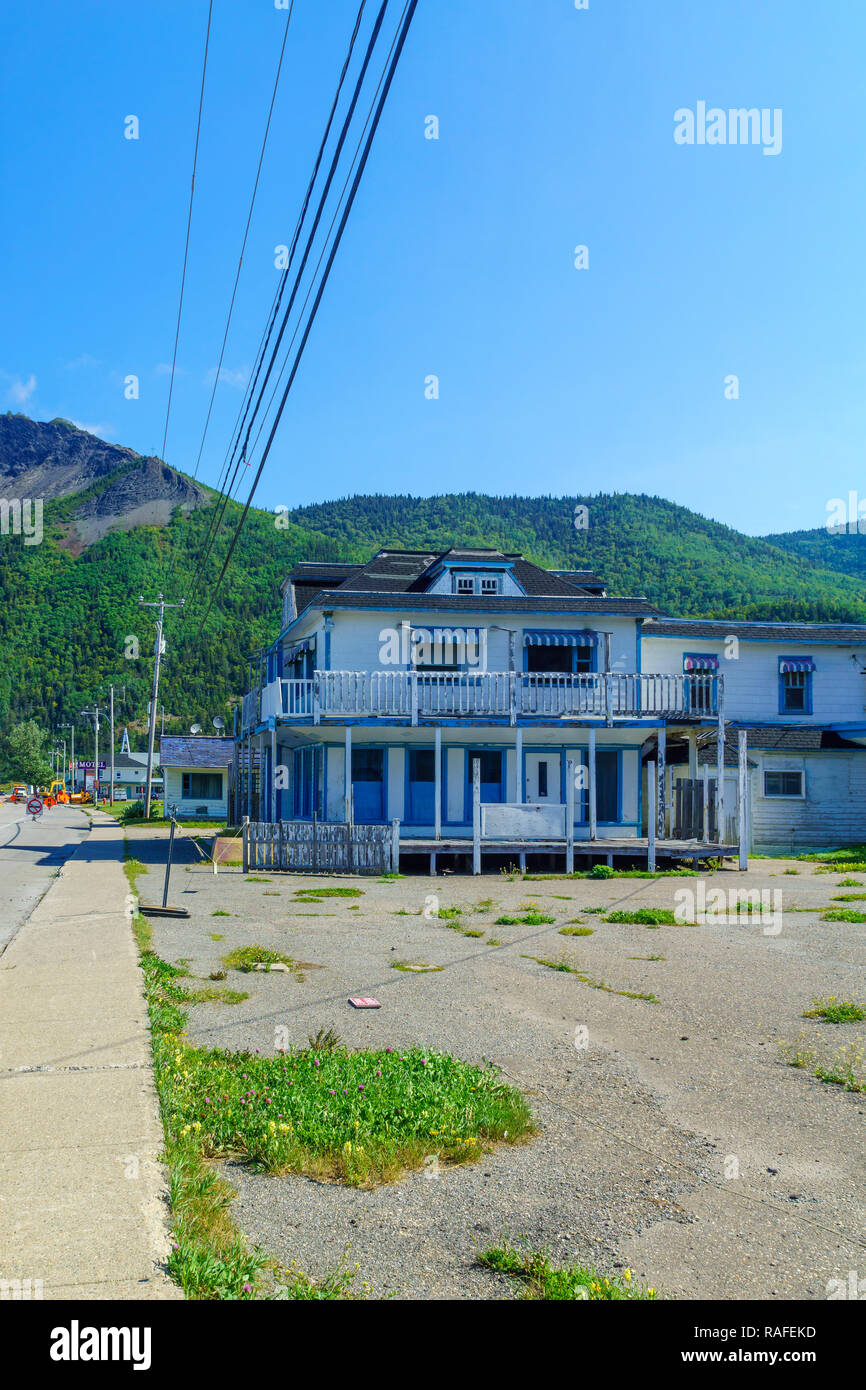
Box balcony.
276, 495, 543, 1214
241, 670, 718, 730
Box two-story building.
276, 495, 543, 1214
238, 548, 737, 866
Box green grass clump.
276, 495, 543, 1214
589, 864, 615, 879
391, 961, 444, 973
605, 908, 680, 927
820, 909, 866, 923
222, 946, 297, 973
437, 906, 462, 919
495, 912, 555, 926
521, 955, 656, 1002
802, 997, 866, 1023
831, 894, 866, 902
157, 1040, 534, 1186
245, 877, 271, 883
186, 987, 249, 1005
837, 879, 864, 887
211, 910, 231, 917
294, 887, 364, 900
780, 1034, 866, 1092
815, 863, 866, 875
559, 926, 594, 937
478, 1245, 657, 1300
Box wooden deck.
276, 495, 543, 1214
398, 835, 738, 872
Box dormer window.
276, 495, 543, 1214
452, 572, 501, 595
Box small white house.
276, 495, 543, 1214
158, 737, 233, 820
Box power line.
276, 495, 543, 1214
183, 0, 371, 607
193, 0, 419, 638
190, 2, 296, 481
159, 0, 214, 465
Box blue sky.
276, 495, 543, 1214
2, 0, 864, 536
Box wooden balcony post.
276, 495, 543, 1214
313, 672, 321, 726
472, 758, 481, 875
509, 670, 517, 725
737, 729, 748, 870
716, 675, 726, 844
657, 725, 666, 839
605, 672, 614, 726
565, 758, 575, 874
410, 670, 418, 727
588, 728, 597, 841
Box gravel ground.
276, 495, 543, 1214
128, 829, 866, 1300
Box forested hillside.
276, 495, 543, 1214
3, 416, 866, 758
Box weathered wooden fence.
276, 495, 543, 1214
672, 778, 718, 841
243, 819, 397, 875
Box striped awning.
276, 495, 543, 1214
524, 629, 600, 647
285, 635, 316, 663
684, 655, 719, 672
779, 657, 815, 673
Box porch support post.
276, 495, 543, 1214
716, 676, 726, 845
657, 726, 666, 839
434, 727, 442, 840
259, 734, 265, 822
687, 729, 698, 779
472, 758, 481, 875
391, 819, 400, 874
515, 727, 525, 872
270, 726, 277, 822
702, 762, 710, 842
647, 762, 656, 872
246, 736, 252, 820
344, 726, 352, 825
565, 758, 575, 874
588, 728, 597, 841
737, 729, 748, 871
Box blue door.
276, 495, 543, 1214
406, 749, 435, 824
352, 748, 385, 823
465, 749, 504, 816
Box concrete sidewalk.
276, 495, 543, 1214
0, 811, 180, 1299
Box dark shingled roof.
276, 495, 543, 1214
665, 726, 865, 764
159, 737, 234, 768
283, 548, 632, 605
312, 590, 658, 615
643, 618, 866, 644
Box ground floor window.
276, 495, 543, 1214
181, 772, 223, 800
763, 770, 804, 798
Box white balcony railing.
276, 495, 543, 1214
241, 671, 718, 730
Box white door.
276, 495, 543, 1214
525, 752, 560, 804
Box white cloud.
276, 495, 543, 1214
7, 373, 36, 406
204, 365, 248, 389
70, 420, 116, 439
64, 353, 101, 370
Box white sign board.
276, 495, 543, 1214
481, 803, 566, 840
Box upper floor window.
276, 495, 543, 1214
683, 653, 719, 714
779, 657, 815, 714
523, 630, 598, 674
451, 572, 501, 595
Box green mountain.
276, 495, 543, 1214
2, 416, 865, 765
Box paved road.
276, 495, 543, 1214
0, 800, 89, 953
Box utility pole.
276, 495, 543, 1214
108, 684, 116, 807
81, 705, 103, 802
139, 593, 184, 819
62, 722, 75, 791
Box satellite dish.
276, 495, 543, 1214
190, 723, 202, 735
212, 716, 225, 730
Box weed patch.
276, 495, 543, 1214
605, 908, 681, 927
802, 997, 866, 1023
820, 909, 866, 924
558, 926, 594, 937
780, 1034, 866, 1092
478, 1245, 657, 1300
495, 912, 555, 927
